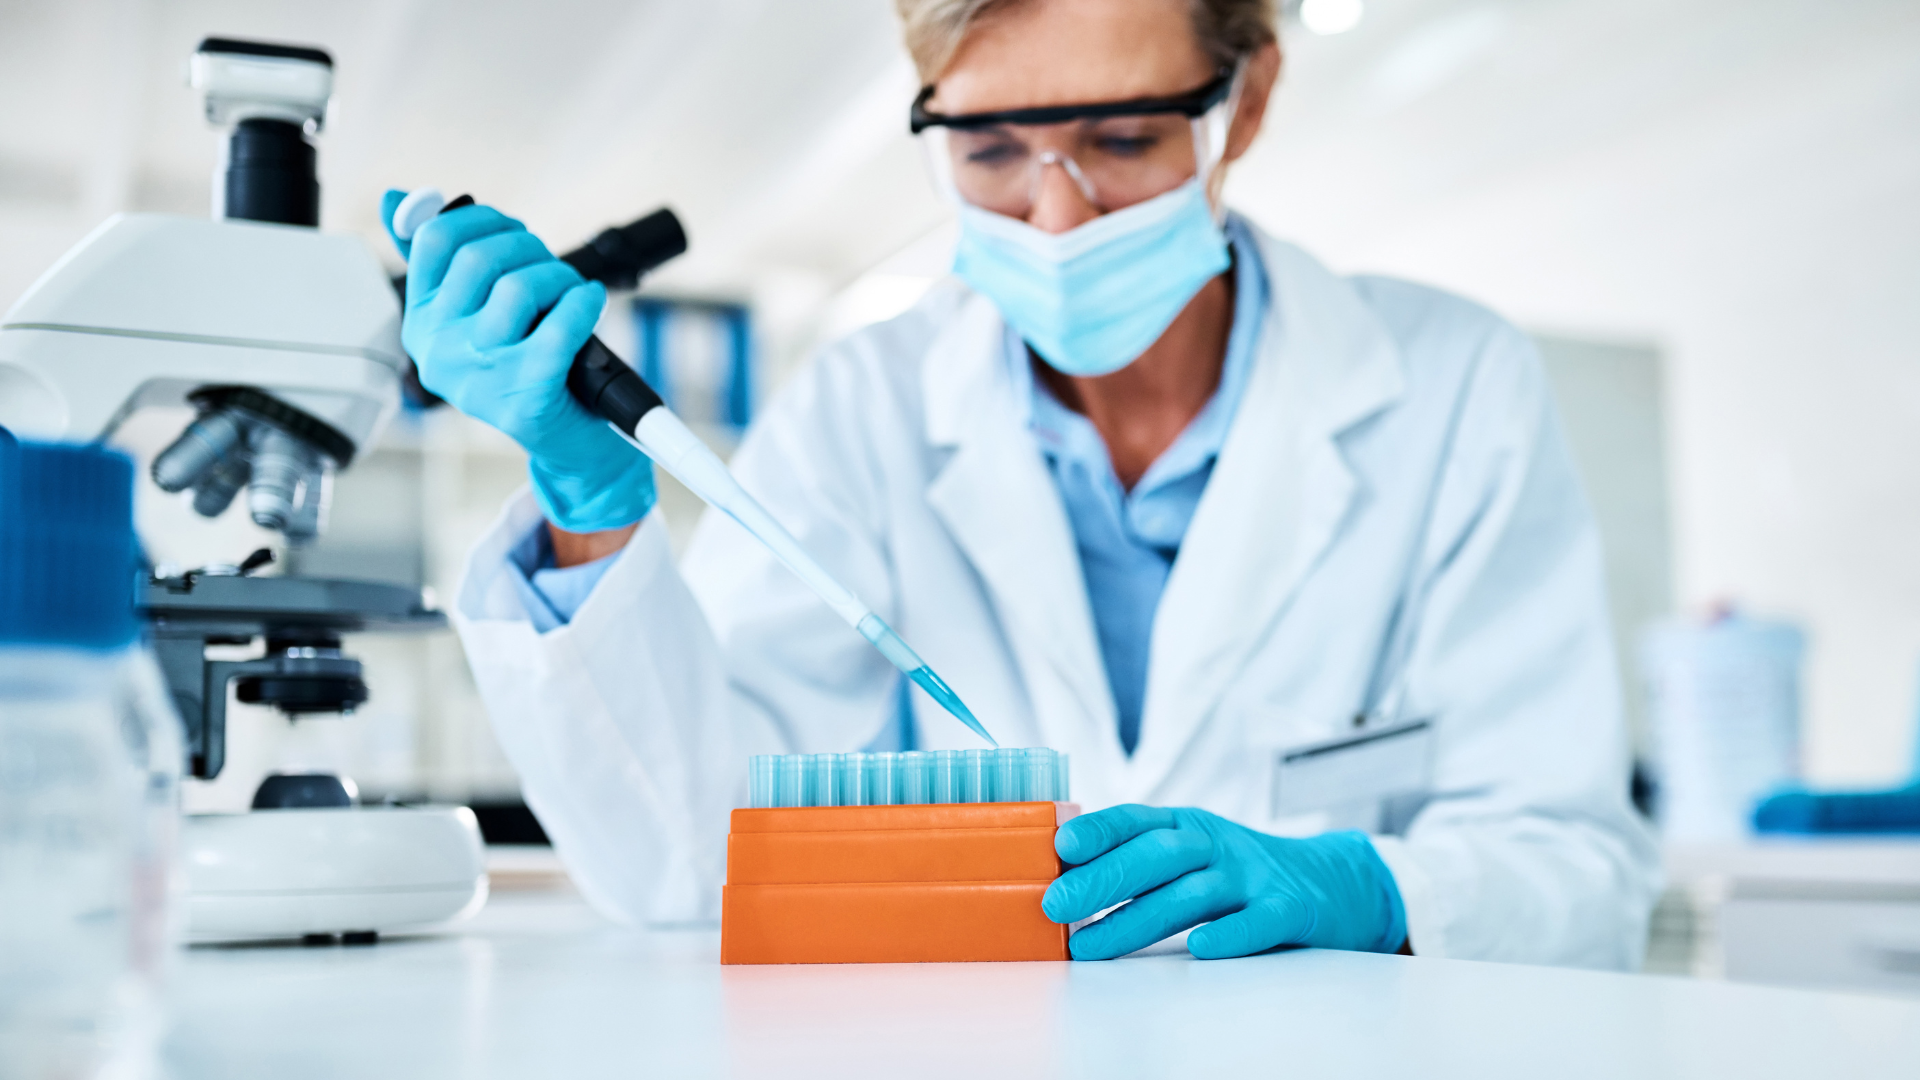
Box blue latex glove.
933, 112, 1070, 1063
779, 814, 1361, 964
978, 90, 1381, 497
381, 189, 655, 533
1042, 805, 1407, 960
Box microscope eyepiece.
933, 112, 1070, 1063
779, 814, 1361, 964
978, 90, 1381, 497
224, 118, 319, 227
190, 37, 333, 227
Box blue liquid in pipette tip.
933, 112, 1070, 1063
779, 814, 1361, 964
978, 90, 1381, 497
857, 614, 997, 747
907, 664, 998, 748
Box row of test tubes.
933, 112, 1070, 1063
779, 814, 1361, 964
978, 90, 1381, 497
749, 748, 1070, 809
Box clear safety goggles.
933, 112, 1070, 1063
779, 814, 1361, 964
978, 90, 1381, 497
910, 64, 1244, 219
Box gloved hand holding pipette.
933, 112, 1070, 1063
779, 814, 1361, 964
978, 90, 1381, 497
384, 188, 996, 748
380, 189, 656, 534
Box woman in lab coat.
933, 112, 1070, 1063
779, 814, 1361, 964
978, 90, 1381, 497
391, 0, 1659, 967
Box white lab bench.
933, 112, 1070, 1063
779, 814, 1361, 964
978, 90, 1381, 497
1663, 837, 1920, 996
163, 869, 1920, 1079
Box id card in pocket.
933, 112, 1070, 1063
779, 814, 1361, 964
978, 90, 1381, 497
1272, 720, 1434, 827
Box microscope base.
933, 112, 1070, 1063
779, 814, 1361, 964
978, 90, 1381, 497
182, 805, 487, 941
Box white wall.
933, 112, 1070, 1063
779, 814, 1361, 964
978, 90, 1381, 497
1227, 0, 1920, 784
1536, 338, 1673, 753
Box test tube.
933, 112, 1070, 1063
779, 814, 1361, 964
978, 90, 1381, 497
868, 752, 899, 806
750, 755, 777, 808
777, 754, 805, 807
931, 750, 960, 803
766, 749, 1069, 806
806, 753, 838, 807
1023, 748, 1055, 802
962, 749, 991, 803
991, 748, 1020, 802
900, 751, 931, 805
841, 752, 871, 806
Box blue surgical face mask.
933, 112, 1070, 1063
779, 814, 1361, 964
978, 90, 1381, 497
952, 177, 1230, 377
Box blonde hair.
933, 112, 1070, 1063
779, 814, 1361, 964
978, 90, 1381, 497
894, 0, 1276, 84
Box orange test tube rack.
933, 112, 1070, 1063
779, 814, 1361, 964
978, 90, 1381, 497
721, 801, 1078, 964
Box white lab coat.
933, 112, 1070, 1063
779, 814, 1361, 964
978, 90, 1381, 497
454, 224, 1662, 969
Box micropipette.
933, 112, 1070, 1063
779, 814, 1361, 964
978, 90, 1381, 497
391, 188, 997, 747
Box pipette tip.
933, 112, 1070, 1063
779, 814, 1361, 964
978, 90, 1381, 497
908, 665, 998, 748
857, 615, 998, 747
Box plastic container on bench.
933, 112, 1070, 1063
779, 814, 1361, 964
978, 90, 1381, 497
723, 750, 1076, 964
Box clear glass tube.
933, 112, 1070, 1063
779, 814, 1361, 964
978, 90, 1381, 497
1055, 752, 1070, 803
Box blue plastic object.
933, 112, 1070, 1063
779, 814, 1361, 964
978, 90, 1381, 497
380, 190, 656, 533
0, 440, 138, 649
1041, 805, 1406, 961
1753, 785, 1920, 834
748, 748, 1068, 809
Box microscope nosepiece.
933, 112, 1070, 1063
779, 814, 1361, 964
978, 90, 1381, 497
190, 453, 252, 517
157, 390, 350, 538
245, 426, 314, 534
153, 409, 248, 493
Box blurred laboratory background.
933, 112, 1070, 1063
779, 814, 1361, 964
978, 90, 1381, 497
2, 0, 1917, 991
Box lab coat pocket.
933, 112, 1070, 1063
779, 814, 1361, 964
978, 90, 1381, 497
1271, 720, 1434, 835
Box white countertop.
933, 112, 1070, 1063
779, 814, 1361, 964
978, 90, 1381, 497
1667, 837, 1920, 894
164, 887, 1920, 1079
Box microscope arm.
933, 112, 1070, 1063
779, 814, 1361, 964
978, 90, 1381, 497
151, 634, 290, 780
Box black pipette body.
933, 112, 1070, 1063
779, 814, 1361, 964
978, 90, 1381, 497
411, 194, 682, 435
395, 197, 687, 423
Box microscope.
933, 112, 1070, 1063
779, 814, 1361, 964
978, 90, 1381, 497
0, 38, 483, 942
